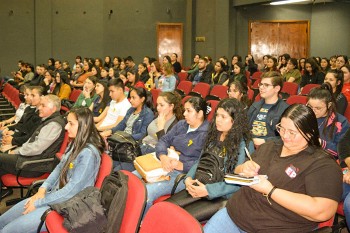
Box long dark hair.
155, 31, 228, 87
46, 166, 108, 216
326, 69, 344, 98
281, 104, 321, 147
308, 83, 337, 139
130, 87, 154, 111
229, 80, 251, 107
53, 70, 69, 95
159, 91, 184, 120
59, 107, 106, 188
127, 69, 140, 87
96, 79, 111, 112
204, 98, 251, 173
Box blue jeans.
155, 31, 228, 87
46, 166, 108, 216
132, 170, 185, 217
113, 161, 135, 172
204, 208, 247, 233
140, 144, 156, 155
0, 198, 48, 233
342, 182, 350, 229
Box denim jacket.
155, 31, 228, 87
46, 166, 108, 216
186, 140, 254, 200
111, 105, 154, 141
34, 144, 101, 208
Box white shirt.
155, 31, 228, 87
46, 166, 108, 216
100, 98, 131, 128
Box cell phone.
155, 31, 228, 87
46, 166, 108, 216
192, 182, 199, 186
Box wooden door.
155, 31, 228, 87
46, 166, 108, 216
157, 23, 183, 65
249, 21, 309, 67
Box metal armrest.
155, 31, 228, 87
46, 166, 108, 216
18, 158, 54, 170
171, 173, 187, 195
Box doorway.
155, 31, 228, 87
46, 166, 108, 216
157, 23, 183, 65
249, 20, 310, 67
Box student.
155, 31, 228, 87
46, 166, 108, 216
156, 63, 177, 92
73, 76, 99, 108
300, 58, 325, 90
134, 96, 209, 216
167, 98, 254, 221
307, 83, 349, 158
211, 60, 229, 86
140, 91, 184, 154
341, 64, 350, 102
89, 79, 111, 117
248, 71, 289, 146
324, 70, 348, 115
96, 79, 131, 132
126, 69, 145, 89
52, 70, 71, 100
204, 104, 342, 233
104, 87, 154, 171
223, 62, 246, 87
282, 58, 302, 84
228, 80, 251, 110
0, 107, 105, 233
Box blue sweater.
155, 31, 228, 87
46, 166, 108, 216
156, 120, 209, 173
111, 105, 154, 141
318, 113, 349, 157
186, 140, 255, 200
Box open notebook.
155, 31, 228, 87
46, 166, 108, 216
224, 174, 268, 186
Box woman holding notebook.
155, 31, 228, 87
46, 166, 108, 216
204, 104, 342, 233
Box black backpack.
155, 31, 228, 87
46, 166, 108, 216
194, 144, 226, 184
37, 171, 129, 233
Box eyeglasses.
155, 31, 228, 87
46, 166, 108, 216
258, 83, 275, 88
306, 103, 327, 112
276, 123, 299, 139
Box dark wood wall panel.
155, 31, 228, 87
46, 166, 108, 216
249, 21, 309, 66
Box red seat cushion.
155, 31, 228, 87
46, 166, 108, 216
46, 211, 67, 233
1, 173, 50, 186
153, 195, 171, 204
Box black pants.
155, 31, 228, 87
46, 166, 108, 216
0, 153, 45, 178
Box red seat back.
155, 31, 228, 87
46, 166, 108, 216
207, 100, 219, 122
251, 71, 262, 80
177, 81, 193, 96
300, 84, 320, 95
286, 95, 308, 105
69, 89, 82, 102
344, 103, 350, 122
139, 202, 203, 233
191, 82, 210, 98
119, 170, 147, 233
95, 153, 113, 189
178, 72, 189, 82
209, 85, 228, 100
150, 89, 161, 108
281, 82, 298, 96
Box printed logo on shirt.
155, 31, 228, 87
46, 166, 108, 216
285, 164, 299, 178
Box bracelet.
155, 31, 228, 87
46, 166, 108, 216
263, 186, 277, 205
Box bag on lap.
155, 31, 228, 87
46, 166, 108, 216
107, 131, 141, 163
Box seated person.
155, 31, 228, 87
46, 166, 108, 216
0, 85, 30, 137
188, 57, 212, 85
282, 58, 302, 84
2, 86, 43, 149
141, 91, 184, 154
52, 70, 71, 100
155, 63, 177, 92
126, 70, 145, 89
167, 98, 254, 221
307, 83, 349, 158
339, 128, 350, 230
0, 107, 105, 233
89, 79, 111, 117
248, 71, 289, 146
73, 76, 99, 108
95, 79, 131, 132
204, 104, 342, 233
133, 96, 210, 216
300, 58, 325, 91
324, 70, 348, 115
103, 87, 154, 171
0, 95, 66, 198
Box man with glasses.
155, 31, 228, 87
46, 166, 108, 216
248, 71, 289, 146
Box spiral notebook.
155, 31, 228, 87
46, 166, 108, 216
224, 174, 267, 186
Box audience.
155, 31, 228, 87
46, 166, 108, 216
89, 79, 111, 117
204, 104, 342, 233
324, 70, 348, 115
155, 63, 176, 92
73, 76, 98, 108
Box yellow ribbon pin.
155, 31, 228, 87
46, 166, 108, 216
69, 162, 74, 169
188, 139, 193, 147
